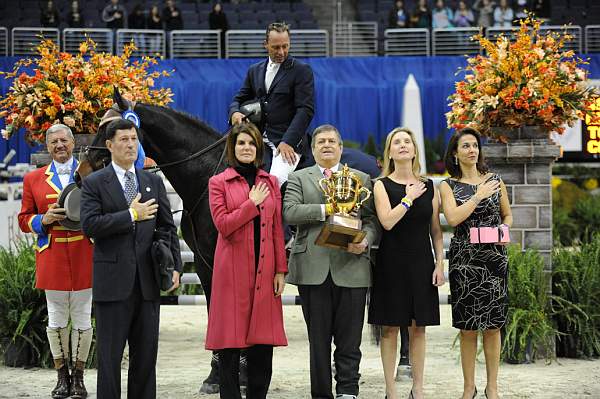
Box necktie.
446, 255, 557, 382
57, 166, 71, 175
265, 62, 277, 93
124, 171, 137, 205
324, 168, 333, 178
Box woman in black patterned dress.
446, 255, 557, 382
439, 128, 512, 399
369, 127, 446, 399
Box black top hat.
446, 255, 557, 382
57, 182, 82, 231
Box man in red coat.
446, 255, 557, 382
18, 124, 93, 399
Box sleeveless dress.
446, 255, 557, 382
445, 174, 508, 331
368, 178, 440, 327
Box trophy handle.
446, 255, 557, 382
355, 187, 371, 210
319, 177, 335, 210
318, 177, 331, 194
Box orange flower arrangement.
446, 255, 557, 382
0, 39, 173, 144
446, 16, 599, 138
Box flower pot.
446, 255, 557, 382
30, 133, 97, 167
489, 126, 549, 143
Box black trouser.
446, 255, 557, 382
218, 345, 274, 399
298, 274, 368, 399
95, 277, 160, 399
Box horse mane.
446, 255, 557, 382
142, 103, 224, 140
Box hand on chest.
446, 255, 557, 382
226, 179, 275, 217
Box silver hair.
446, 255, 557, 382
45, 123, 74, 144
311, 124, 342, 149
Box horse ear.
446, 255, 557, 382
113, 86, 128, 111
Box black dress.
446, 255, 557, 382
445, 174, 508, 331
368, 178, 440, 327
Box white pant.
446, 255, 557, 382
45, 289, 92, 330
263, 134, 300, 187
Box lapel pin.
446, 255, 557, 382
146, 187, 151, 192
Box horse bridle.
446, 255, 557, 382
80, 109, 260, 272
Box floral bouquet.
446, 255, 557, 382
0, 39, 173, 144
446, 16, 599, 139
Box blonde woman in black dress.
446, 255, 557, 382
368, 127, 445, 399
439, 128, 512, 399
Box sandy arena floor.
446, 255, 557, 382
1, 285, 599, 399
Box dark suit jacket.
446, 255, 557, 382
80, 165, 182, 302
228, 56, 315, 152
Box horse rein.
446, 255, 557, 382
80, 108, 256, 272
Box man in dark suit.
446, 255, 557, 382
229, 21, 315, 187
80, 119, 181, 399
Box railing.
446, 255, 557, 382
225, 29, 330, 58
0, 27, 7, 56
333, 22, 378, 56
486, 26, 519, 43
384, 28, 430, 56
170, 30, 221, 58
1, 24, 599, 58
586, 25, 600, 53
432, 27, 480, 55
225, 29, 264, 58
63, 28, 113, 54
539, 25, 582, 54
11, 27, 60, 56
115, 29, 166, 58
290, 30, 329, 57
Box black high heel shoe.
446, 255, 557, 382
409, 390, 415, 399
473, 387, 478, 398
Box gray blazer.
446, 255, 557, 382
283, 164, 381, 288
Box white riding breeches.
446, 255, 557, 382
45, 288, 92, 330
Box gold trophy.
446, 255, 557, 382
315, 164, 372, 249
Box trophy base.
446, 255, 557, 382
315, 214, 367, 250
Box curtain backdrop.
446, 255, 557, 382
2, 55, 599, 163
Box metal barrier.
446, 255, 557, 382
290, 30, 329, 57
225, 29, 264, 58
116, 29, 166, 58
0, 27, 7, 56
167, 252, 452, 306
333, 22, 378, 56
485, 26, 519, 43
225, 29, 330, 58
384, 28, 430, 56
432, 27, 480, 56
63, 28, 113, 54
170, 30, 221, 58
161, 291, 451, 305
586, 25, 600, 53
11, 27, 60, 56
539, 25, 582, 54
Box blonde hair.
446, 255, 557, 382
380, 127, 422, 179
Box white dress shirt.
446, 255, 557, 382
264, 58, 281, 93
53, 157, 74, 189
112, 162, 137, 221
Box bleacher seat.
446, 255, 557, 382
360, 11, 378, 22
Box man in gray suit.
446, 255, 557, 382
283, 124, 380, 399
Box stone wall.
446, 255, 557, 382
483, 138, 561, 283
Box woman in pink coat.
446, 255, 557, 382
207, 122, 288, 399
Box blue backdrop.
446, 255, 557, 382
2, 54, 600, 164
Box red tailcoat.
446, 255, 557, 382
18, 161, 93, 291
205, 167, 288, 350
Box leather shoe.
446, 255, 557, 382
51, 364, 70, 399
